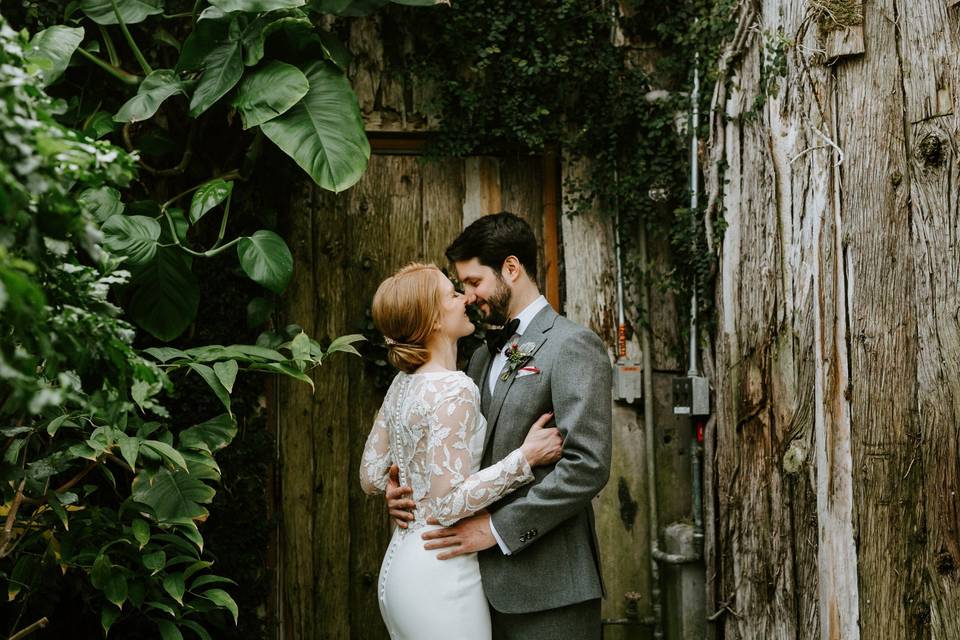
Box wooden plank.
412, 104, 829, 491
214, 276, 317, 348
824, 26, 865, 62
541, 145, 561, 310
897, 0, 960, 634
713, 3, 811, 636
346, 156, 423, 640
278, 178, 354, 639
834, 0, 928, 636
561, 154, 651, 629
462, 157, 501, 226
646, 233, 683, 372
421, 157, 465, 267
500, 155, 545, 290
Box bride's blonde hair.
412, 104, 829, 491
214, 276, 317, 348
372, 263, 443, 373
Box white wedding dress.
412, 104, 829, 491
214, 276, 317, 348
360, 370, 534, 640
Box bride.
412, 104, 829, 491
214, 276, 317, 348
360, 263, 562, 640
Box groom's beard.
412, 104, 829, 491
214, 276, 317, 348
481, 277, 513, 327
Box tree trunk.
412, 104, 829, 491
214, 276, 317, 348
711, 0, 960, 637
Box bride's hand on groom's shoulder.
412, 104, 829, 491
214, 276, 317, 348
386, 464, 415, 528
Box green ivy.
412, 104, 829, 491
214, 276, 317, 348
399, 0, 740, 338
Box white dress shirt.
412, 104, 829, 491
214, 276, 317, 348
486, 295, 549, 554
487, 295, 549, 395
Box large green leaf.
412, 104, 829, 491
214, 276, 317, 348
188, 23, 243, 117
131, 468, 215, 525
260, 61, 369, 192
156, 619, 184, 640
237, 230, 293, 294
117, 434, 140, 470
162, 572, 185, 605
78, 186, 124, 222
326, 333, 365, 357
105, 572, 128, 609
114, 70, 187, 123
239, 10, 312, 66
101, 606, 121, 636
128, 247, 199, 342
201, 589, 239, 624
25, 26, 85, 87
178, 621, 212, 640
232, 61, 308, 129
189, 179, 233, 224
101, 215, 161, 267
212, 360, 238, 393
311, 0, 387, 15
142, 439, 188, 471
132, 518, 151, 548
186, 363, 232, 415
180, 414, 237, 453
81, 0, 164, 25
182, 450, 221, 482
211, 0, 305, 10
177, 17, 230, 72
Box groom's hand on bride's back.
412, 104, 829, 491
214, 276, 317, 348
386, 464, 416, 528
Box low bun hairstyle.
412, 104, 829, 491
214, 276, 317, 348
371, 263, 443, 374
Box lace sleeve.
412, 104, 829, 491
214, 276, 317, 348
426, 382, 534, 526
359, 408, 391, 495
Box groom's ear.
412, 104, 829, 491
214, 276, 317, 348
501, 256, 526, 283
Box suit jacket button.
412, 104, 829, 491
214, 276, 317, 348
531, 529, 537, 536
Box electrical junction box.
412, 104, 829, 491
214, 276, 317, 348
614, 360, 643, 404
673, 375, 710, 415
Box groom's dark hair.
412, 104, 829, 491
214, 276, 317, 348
445, 212, 538, 280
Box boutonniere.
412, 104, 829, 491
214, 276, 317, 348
501, 341, 537, 381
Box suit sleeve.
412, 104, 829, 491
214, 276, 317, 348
489, 328, 612, 554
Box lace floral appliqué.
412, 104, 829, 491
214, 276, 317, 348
360, 371, 533, 530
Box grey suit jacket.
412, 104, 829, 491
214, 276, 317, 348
467, 304, 612, 614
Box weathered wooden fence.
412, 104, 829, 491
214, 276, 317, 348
709, 0, 960, 638
266, 10, 694, 639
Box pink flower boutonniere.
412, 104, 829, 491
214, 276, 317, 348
501, 341, 537, 381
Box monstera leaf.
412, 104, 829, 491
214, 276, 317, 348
189, 179, 233, 224
259, 61, 369, 192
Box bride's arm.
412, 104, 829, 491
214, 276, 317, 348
359, 408, 391, 495
426, 383, 535, 526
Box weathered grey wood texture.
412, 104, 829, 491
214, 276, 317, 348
711, 0, 960, 637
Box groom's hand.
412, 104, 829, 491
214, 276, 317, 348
385, 464, 415, 528
422, 512, 496, 560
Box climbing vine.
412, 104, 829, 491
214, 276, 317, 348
399, 0, 741, 340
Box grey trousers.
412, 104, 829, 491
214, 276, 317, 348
491, 598, 601, 640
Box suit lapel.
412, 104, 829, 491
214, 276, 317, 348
483, 305, 558, 453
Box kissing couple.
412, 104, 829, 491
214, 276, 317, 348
360, 212, 613, 639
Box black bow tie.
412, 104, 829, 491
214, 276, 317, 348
486, 318, 520, 356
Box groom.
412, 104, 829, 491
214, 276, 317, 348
386, 212, 613, 639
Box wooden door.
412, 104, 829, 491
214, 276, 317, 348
276, 152, 554, 640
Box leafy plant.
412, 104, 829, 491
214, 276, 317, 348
0, 19, 364, 639
18, 0, 444, 343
